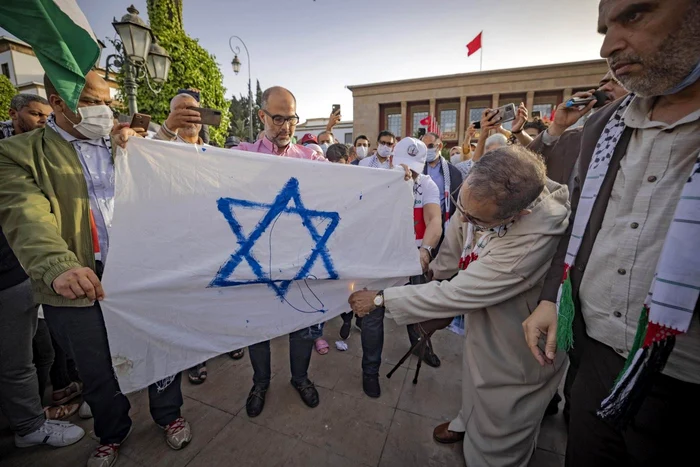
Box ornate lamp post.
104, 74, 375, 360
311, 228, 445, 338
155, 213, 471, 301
229, 35, 253, 141
105, 5, 172, 115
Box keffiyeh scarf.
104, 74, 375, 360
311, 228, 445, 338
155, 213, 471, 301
555, 94, 700, 427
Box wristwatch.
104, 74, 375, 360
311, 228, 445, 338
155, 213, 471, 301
420, 245, 434, 259
373, 290, 384, 308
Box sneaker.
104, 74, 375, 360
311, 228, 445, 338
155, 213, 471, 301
15, 420, 85, 448
413, 346, 441, 368
339, 313, 352, 340
362, 373, 381, 398
162, 417, 192, 450
87, 443, 120, 467
79, 401, 93, 419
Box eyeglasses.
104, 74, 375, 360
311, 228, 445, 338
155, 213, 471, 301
449, 191, 509, 230
378, 140, 394, 146
262, 109, 300, 126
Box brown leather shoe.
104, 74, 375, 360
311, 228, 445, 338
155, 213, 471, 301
433, 422, 465, 444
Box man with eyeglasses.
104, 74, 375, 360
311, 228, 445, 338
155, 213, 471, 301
238, 86, 325, 161
349, 145, 570, 466
358, 130, 395, 169
236, 86, 325, 419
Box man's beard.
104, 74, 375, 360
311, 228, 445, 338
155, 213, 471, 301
18, 118, 37, 133
609, 6, 700, 97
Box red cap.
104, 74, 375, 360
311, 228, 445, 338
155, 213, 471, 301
300, 133, 318, 145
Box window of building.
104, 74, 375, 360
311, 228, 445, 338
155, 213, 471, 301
387, 113, 402, 136
412, 111, 428, 134
532, 104, 554, 121
498, 94, 526, 131
469, 107, 486, 125
344, 133, 353, 144
533, 91, 561, 123
1, 63, 9, 79
439, 109, 458, 140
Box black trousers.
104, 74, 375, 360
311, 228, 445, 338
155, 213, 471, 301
566, 336, 700, 467
32, 318, 54, 401
44, 301, 183, 444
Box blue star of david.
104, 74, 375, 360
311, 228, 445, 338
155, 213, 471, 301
209, 177, 340, 300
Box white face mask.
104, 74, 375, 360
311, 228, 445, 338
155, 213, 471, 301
70, 105, 114, 140
377, 145, 392, 158
320, 142, 330, 155
355, 146, 368, 159
426, 148, 438, 163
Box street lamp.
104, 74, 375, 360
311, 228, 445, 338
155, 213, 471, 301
229, 36, 253, 141
105, 5, 172, 115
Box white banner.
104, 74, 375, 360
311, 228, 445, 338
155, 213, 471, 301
101, 138, 421, 393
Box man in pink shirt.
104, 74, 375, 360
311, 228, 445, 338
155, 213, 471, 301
238, 86, 326, 161
237, 86, 324, 419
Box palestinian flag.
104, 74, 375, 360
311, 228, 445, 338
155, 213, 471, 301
0, 0, 100, 111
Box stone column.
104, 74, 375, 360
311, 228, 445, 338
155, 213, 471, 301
525, 91, 535, 113
563, 88, 573, 102
400, 101, 408, 137
491, 93, 499, 109
458, 95, 467, 144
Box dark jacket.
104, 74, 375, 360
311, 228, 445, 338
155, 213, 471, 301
539, 99, 629, 305
528, 127, 583, 185
0, 129, 28, 291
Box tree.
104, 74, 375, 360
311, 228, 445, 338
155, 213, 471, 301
227, 79, 263, 140
0, 74, 16, 121
115, 1, 230, 146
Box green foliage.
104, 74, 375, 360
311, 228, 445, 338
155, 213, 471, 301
228, 79, 263, 141
112, 0, 230, 145
0, 74, 17, 121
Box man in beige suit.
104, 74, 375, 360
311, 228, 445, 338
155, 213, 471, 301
349, 145, 571, 467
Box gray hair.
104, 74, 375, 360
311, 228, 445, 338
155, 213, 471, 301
170, 93, 198, 111
10, 93, 50, 111
466, 145, 547, 219
424, 131, 441, 143
484, 133, 508, 151
261, 86, 296, 110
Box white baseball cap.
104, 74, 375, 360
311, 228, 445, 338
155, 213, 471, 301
392, 137, 427, 174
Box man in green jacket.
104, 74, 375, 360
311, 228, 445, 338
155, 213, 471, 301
0, 71, 191, 467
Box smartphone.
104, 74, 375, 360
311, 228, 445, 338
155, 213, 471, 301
417, 127, 426, 138
473, 121, 481, 130
332, 104, 341, 115
493, 103, 516, 124
531, 110, 542, 119
129, 113, 151, 131
187, 107, 222, 127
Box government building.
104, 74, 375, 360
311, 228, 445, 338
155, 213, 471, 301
348, 59, 609, 146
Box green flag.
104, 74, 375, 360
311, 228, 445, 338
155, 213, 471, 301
0, 0, 100, 110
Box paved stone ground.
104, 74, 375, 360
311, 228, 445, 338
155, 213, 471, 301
0, 316, 567, 466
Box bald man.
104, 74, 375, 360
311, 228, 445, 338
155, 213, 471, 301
155, 93, 203, 144
0, 71, 192, 466
237, 86, 325, 160
236, 86, 324, 419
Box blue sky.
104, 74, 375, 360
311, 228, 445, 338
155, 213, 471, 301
5, 0, 604, 121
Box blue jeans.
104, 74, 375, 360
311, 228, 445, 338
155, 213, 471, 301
248, 325, 321, 387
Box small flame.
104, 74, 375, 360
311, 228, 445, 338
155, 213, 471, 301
349, 282, 355, 292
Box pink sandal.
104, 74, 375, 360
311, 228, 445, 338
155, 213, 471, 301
314, 338, 330, 355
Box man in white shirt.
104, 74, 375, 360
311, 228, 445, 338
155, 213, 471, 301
359, 137, 443, 398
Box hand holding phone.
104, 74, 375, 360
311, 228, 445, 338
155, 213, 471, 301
129, 113, 151, 135
186, 107, 222, 127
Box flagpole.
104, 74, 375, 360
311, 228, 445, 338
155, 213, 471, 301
480, 31, 483, 72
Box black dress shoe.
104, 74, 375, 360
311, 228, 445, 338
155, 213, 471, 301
291, 378, 319, 408
340, 313, 352, 340
246, 384, 268, 418
362, 373, 381, 398
413, 346, 441, 368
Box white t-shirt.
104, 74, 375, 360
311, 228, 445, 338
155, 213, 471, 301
413, 174, 440, 246
358, 154, 391, 169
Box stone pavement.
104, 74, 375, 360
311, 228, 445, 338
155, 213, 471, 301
0, 316, 567, 467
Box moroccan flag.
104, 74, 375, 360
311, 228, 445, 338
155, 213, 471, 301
466, 32, 482, 57
420, 115, 440, 135
0, 0, 100, 111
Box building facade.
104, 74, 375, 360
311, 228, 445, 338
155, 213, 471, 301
348, 59, 609, 147
0, 35, 119, 99
294, 117, 354, 145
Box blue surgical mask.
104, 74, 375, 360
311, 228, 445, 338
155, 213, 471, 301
664, 59, 700, 95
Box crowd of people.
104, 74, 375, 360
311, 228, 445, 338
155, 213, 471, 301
0, 1, 698, 466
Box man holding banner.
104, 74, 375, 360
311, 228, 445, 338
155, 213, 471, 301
0, 71, 192, 467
